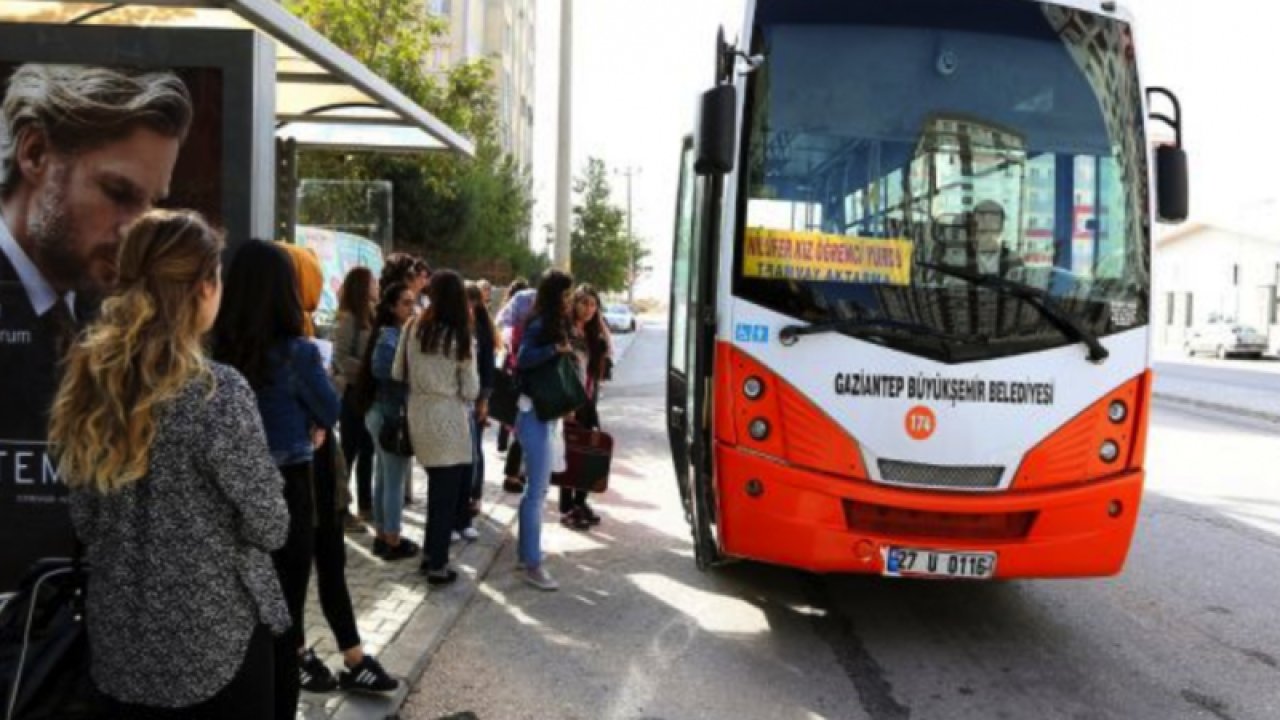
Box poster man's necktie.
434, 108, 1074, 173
43, 299, 76, 360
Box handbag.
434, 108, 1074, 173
521, 354, 588, 422
551, 426, 614, 493
488, 371, 519, 427
378, 407, 414, 457
378, 326, 415, 457
0, 557, 101, 720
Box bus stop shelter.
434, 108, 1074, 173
0, 0, 475, 239
0, 0, 472, 592
0, 0, 474, 154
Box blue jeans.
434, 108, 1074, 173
366, 407, 409, 535
515, 409, 553, 568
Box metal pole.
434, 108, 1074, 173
614, 165, 640, 304
554, 0, 573, 271
625, 168, 634, 304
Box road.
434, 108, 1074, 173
405, 324, 1280, 720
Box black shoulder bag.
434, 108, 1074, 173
379, 326, 415, 457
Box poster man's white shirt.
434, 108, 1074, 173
0, 214, 76, 323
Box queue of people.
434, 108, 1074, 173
45, 203, 616, 717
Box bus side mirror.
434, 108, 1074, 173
695, 84, 737, 176
1155, 144, 1188, 224
1147, 87, 1188, 224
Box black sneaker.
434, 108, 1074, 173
382, 538, 420, 561
560, 509, 590, 531
502, 476, 525, 493
299, 648, 338, 693
580, 503, 602, 526
423, 568, 459, 586
338, 655, 399, 694
372, 538, 389, 557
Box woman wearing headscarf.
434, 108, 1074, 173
281, 245, 397, 695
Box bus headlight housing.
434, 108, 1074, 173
743, 376, 765, 400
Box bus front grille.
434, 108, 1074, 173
877, 460, 1004, 490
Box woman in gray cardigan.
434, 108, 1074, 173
393, 270, 479, 586
50, 210, 289, 719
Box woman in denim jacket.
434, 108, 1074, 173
212, 239, 340, 720
513, 269, 575, 591
359, 282, 421, 561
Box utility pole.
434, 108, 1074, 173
554, 0, 573, 272
615, 166, 641, 304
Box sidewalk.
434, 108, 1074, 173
297, 328, 643, 720
297, 456, 518, 720
1153, 358, 1280, 431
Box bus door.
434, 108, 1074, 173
668, 138, 698, 513
668, 137, 722, 568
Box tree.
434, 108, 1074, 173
285, 0, 533, 280
570, 158, 631, 291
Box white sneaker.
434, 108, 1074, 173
522, 566, 559, 591
450, 531, 462, 543
461, 527, 480, 542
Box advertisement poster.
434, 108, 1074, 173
743, 227, 914, 285
295, 225, 385, 323
0, 49, 226, 588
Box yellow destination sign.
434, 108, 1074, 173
743, 228, 914, 285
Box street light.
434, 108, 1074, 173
614, 165, 643, 305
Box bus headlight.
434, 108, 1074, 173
748, 418, 771, 441
743, 376, 765, 400
1107, 401, 1128, 424
1099, 440, 1121, 464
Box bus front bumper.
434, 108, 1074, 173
715, 444, 1144, 579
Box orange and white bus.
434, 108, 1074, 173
667, 0, 1189, 579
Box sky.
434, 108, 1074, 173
528, 0, 1280, 300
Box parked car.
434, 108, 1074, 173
1185, 322, 1269, 359
603, 303, 637, 333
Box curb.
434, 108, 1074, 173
1153, 392, 1280, 433
326, 483, 521, 720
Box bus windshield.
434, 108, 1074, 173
734, 0, 1151, 363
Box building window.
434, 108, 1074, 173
428, 0, 451, 16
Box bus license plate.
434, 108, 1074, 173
883, 547, 996, 580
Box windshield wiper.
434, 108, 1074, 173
778, 317, 984, 357
917, 262, 1109, 364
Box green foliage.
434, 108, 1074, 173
571, 158, 632, 292
286, 0, 532, 281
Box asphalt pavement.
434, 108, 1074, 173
404, 323, 1280, 720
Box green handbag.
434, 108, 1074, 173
521, 354, 588, 421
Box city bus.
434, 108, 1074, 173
666, 0, 1189, 579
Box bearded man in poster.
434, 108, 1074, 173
0, 63, 193, 587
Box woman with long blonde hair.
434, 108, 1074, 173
52, 209, 288, 719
